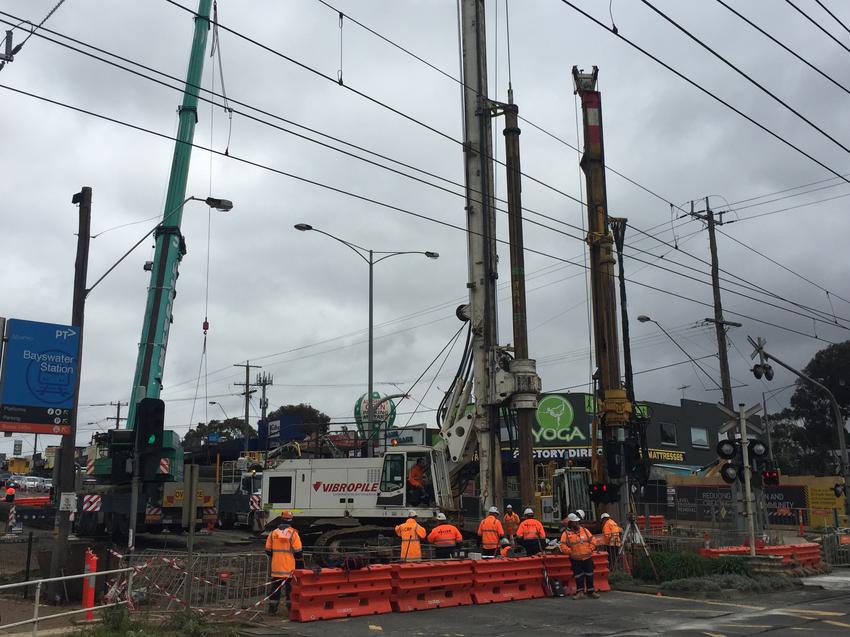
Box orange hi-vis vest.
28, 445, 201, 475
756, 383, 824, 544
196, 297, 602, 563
477, 515, 504, 549
503, 512, 520, 536
427, 523, 463, 547
395, 518, 426, 560
559, 526, 596, 560
516, 518, 546, 541
407, 464, 424, 488
265, 526, 302, 578
602, 518, 623, 547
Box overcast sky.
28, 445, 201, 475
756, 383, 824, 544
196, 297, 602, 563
1, 0, 849, 458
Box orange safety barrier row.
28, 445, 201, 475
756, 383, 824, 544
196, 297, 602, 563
391, 560, 474, 612
471, 556, 547, 604
634, 515, 667, 535
541, 554, 575, 595
289, 565, 393, 622
591, 552, 611, 592
9, 496, 51, 507
699, 543, 822, 568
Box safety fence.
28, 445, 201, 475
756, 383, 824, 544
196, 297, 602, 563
0, 532, 43, 586
114, 549, 272, 615
820, 529, 850, 566
0, 565, 134, 635
288, 552, 611, 622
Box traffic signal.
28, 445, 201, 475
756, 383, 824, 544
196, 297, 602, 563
717, 439, 737, 460
720, 462, 740, 484
762, 468, 780, 486
589, 482, 620, 503
136, 398, 165, 455
752, 363, 774, 381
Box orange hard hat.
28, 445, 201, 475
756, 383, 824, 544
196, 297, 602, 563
280, 510, 293, 521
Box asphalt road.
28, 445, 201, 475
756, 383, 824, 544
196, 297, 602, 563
239, 589, 850, 637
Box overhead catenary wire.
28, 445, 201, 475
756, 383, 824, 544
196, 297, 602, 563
0, 81, 837, 349
784, 0, 850, 56
641, 0, 850, 162
8, 11, 837, 335
814, 0, 850, 37
556, 0, 850, 188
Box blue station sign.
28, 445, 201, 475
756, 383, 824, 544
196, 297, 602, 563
0, 318, 80, 435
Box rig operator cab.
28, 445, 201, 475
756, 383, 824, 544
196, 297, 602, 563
218, 457, 264, 529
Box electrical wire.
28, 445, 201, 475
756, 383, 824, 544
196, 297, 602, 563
784, 0, 850, 56
642, 0, 850, 161
814, 0, 850, 36
0, 0, 66, 71
556, 0, 850, 187
10, 12, 834, 335
0, 81, 837, 350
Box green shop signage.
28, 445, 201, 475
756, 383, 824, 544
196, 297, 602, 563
354, 392, 397, 436
534, 394, 587, 445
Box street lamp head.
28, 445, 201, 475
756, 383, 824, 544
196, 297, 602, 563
294, 223, 313, 232
424, 251, 439, 259
637, 315, 652, 323
204, 197, 233, 212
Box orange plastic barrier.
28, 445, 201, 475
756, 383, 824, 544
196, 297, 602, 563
11, 496, 51, 507
634, 515, 667, 535
699, 543, 822, 568
471, 556, 547, 604
542, 554, 575, 595
591, 552, 611, 592
289, 565, 393, 622
698, 546, 751, 558
391, 560, 474, 612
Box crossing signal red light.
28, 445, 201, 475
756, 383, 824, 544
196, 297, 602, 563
761, 468, 780, 486
589, 482, 620, 503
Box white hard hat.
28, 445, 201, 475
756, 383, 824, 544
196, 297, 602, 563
523, 507, 534, 516
408, 510, 418, 518
506, 504, 513, 509
577, 509, 586, 519
436, 512, 447, 521
600, 512, 611, 519
567, 513, 580, 522
500, 537, 510, 546
488, 506, 499, 514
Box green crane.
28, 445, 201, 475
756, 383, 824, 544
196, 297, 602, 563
125, 0, 212, 438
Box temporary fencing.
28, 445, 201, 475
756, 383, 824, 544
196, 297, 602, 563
698, 543, 822, 568
822, 530, 850, 566
391, 560, 473, 612
288, 551, 612, 622
289, 564, 393, 622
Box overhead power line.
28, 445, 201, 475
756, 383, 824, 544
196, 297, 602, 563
642, 0, 850, 162
784, 0, 850, 56
556, 0, 850, 187
814, 0, 850, 37
714, 0, 850, 99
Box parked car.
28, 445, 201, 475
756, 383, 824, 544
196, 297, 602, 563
23, 476, 46, 491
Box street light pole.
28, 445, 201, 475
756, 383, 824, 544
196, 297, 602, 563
294, 224, 438, 458
209, 401, 229, 421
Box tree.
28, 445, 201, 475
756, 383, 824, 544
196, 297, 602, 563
789, 340, 850, 475
182, 417, 257, 453
266, 403, 331, 437
767, 408, 820, 475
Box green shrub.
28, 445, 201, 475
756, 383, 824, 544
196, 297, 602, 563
633, 552, 751, 582
661, 573, 800, 595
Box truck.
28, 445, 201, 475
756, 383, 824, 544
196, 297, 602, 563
217, 456, 264, 530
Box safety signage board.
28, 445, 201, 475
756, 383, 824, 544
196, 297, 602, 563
0, 319, 79, 435
59, 492, 76, 512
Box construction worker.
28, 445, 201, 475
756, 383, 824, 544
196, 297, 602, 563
503, 504, 520, 543
600, 512, 623, 569
427, 512, 463, 559
559, 513, 599, 599
395, 510, 426, 561
515, 507, 546, 556
264, 511, 304, 615
499, 537, 512, 558
576, 509, 586, 521
4, 485, 15, 503
406, 458, 428, 506
477, 506, 504, 557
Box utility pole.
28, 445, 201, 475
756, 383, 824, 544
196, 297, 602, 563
461, 0, 502, 512
574, 67, 631, 523
107, 401, 128, 428
495, 98, 540, 511
739, 405, 757, 556
234, 361, 261, 452
48, 186, 91, 594
256, 372, 274, 422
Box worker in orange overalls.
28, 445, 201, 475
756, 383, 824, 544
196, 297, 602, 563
406, 458, 428, 506
515, 507, 546, 556
503, 504, 520, 543
264, 511, 304, 615
600, 512, 623, 569
499, 537, 513, 557
427, 512, 463, 559
477, 506, 504, 557
396, 510, 427, 561
559, 513, 599, 599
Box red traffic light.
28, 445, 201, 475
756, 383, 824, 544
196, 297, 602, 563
761, 468, 780, 486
